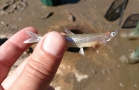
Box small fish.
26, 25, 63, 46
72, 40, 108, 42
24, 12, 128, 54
24, 29, 118, 55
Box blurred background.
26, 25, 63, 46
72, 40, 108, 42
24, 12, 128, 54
0, 0, 139, 90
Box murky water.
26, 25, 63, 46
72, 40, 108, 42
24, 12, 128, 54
1, 0, 139, 90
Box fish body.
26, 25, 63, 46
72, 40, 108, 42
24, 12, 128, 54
24, 29, 118, 55
65, 33, 110, 48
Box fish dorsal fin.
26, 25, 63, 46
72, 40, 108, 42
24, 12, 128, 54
64, 28, 75, 35
79, 48, 85, 55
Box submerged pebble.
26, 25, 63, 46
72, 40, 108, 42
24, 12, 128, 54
134, 84, 137, 88
119, 54, 139, 64
135, 68, 137, 70
67, 13, 76, 22
92, 69, 97, 74
117, 65, 120, 67
1, 23, 20, 37
119, 83, 123, 87
119, 55, 128, 64
107, 77, 110, 80
96, 50, 99, 53
0, 0, 27, 16
1, 21, 4, 24
102, 69, 106, 74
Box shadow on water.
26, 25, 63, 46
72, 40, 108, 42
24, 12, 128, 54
67, 29, 89, 53
69, 29, 83, 34
0, 38, 8, 46
67, 47, 88, 53
61, 0, 80, 5
26, 47, 34, 54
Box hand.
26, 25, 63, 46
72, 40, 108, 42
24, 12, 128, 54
0, 27, 66, 90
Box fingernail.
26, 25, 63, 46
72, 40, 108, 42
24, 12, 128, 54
43, 32, 65, 57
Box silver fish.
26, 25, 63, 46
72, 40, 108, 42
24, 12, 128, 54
24, 29, 118, 55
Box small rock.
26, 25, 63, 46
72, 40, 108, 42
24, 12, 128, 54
117, 65, 120, 67
107, 77, 110, 80
102, 69, 106, 74
67, 13, 76, 22
92, 69, 97, 74
19, 18, 22, 20
96, 50, 99, 53
1, 21, 4, 24
119, 83, 123, 87
134, 84, 137, 88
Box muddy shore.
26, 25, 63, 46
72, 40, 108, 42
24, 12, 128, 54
1, 0, 139, 90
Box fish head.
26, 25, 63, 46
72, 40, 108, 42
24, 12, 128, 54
104, 30, 118, 42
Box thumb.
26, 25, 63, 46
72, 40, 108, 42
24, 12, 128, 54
10, 31, 66, 90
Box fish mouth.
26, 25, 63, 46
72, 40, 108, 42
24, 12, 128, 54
114, 30, 119, 35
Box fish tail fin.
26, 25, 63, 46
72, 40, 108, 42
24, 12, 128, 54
23, 30, 41, 43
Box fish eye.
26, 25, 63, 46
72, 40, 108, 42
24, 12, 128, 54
111, 32, 116, 37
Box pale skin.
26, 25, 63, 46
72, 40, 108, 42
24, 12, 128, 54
0, 27, 66, 90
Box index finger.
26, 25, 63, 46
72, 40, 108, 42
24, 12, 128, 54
0, 27, 38, 83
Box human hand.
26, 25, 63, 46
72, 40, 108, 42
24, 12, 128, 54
0, 27, 66, 90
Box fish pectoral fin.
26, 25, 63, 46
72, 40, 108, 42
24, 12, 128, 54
64, 28, 75, 35
79, 48, 85, 55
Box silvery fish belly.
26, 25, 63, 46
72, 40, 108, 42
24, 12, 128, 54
23, 29, 118, 55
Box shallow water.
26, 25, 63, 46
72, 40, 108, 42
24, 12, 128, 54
1, 0, 139, 90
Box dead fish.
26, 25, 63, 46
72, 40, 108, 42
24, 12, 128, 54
24, 29, 118, 55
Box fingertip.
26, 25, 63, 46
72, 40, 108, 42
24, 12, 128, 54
22, 27, 38, 34
42, 31, 66, 57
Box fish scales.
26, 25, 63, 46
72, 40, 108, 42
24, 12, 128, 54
65, 33, 106, 43
65, 33, 107, 47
